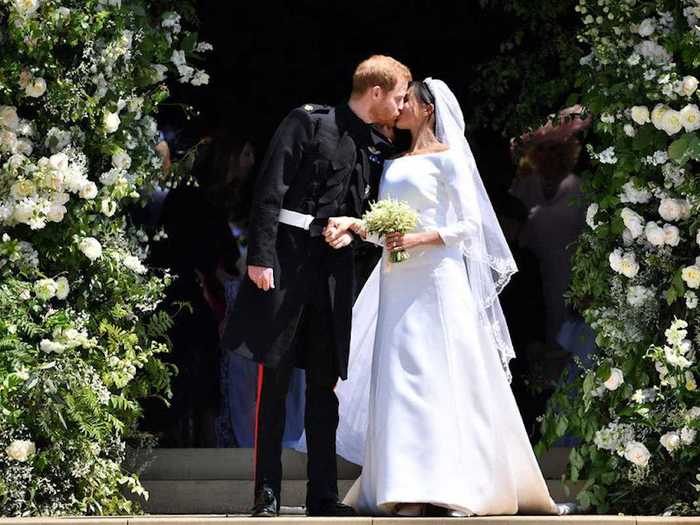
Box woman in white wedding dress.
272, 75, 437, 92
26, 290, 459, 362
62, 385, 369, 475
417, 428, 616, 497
328, 79, 561, 517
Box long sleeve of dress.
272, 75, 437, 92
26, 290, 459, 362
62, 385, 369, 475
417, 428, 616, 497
436, 154, 480, 249
246, 108, 314, 268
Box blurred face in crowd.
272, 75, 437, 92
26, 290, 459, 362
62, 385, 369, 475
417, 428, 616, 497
368, 79, 409, 127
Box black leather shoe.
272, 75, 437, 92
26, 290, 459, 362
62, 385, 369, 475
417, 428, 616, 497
251, 486, 279, 517
306, 500, 357, 517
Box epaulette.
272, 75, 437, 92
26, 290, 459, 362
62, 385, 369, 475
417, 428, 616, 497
300, 103, 331, 115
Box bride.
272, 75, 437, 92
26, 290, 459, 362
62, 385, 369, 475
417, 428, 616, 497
324, 78, 563, 517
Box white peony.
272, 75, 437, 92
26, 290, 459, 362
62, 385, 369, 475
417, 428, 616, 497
624, 441, 651, 467
604, 368, 624, 391
33, 278, 57, 300
46, 203, 66, 223
659, 198, 683, 222
79, 181, 98, 200
78, 237, 102, 261
0, 106, 19, 130
619, 252, 639, 278
682, 75, 699, 96
111, 149, 132, 170
25, 77, 47, 98
103, 111, 120, 134
683, 265, 700, 289
663, 224, 680, 246
48, 152, 69, 172
651, 103, 670, 129
661, 109, 683, 136
631, 105, 650, 125
644, 222, 666, 247
609, 248, 623, 273
680, 104, 700, 132
5, 440, 36, 462
660, 431, 681, 452
621, 208, 644, 238
55, 276, 69, 300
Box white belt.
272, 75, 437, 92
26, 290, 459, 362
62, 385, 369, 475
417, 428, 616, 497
278, 209, 315, 230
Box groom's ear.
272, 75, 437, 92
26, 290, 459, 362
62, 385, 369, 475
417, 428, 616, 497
370, 86, 384, 100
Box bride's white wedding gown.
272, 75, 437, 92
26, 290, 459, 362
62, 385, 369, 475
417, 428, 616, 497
336, 150, 558, 516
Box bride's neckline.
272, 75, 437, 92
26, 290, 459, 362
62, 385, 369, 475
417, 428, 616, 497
390, 147, 451, 161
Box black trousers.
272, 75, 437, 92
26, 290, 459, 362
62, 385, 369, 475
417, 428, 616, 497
254, 264, 340, 507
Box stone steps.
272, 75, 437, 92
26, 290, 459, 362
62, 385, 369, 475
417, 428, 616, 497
123, 448, 577, 515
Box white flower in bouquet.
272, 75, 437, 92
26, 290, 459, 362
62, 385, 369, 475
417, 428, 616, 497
621, 208, 644, 238
687, 406, 700, 419
651, 103, 670, 129
609, 248, 624, 272
25, 77, 47, 98
686, 291, 698, 309
627, 285, 652, 307
5, 440, 36, 462
10, 179, 36, 199
604, 367, 625, 390
664, 345, 692, 369
14, 0, 41, 18
631, 105, 650, 125
362, 198, 419, 263
47, 151, 69, 173
681, 75, 699, 96
55, 276, 69, 300
637, 18, 656, 37
619, 252, 639, 278
586, 203, 600, 229
177, 64, 195, 83
79, 180, 98, 200
598, 146, 618, 164
681, 426, 697, 445
195, 41, 214, 52
78, 237, 102, 261
624, 124, 636, 137
659, 198, 684, 222
661, 109, 683, 136
33, 278, 57, 300
665, 318, 688, 345
151, 64, 168, 83
46, 203, 66, 223
0, 105, 19, 130
171, 49, 186, 66
682, 265, 700, 288
644, 222, 666, 246
191, 70, 210, 86
0, 130, 18, 152
660, 431, 681, 452
631, 388, 656, 403
100, 198, 117, 217
99, 168, 123, 186
123, 254, 147, 274
686, 371, 697, 391
111, 149, 131, 170
601, 113, 616, 123
635, 40, 672, 65
40, 339, 66, 354
45, 127, 72, 153
663, 224, 680, 246
619, 181, 651, 204
13, 137, 32, 155
103, 111, 120, 134
161, 11, 182, 33
680, 104, 700, 132
624, 441, 651, 467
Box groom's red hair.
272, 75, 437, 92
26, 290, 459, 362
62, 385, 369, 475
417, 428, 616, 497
351, 55, 412, 96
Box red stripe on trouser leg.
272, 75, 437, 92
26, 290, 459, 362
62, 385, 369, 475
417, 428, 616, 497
253, 363, 264, 483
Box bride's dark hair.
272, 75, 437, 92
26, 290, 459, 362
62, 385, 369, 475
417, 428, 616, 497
411, 80, 436, 131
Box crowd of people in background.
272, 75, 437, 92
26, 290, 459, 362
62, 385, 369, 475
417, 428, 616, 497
138, 105, 596, 448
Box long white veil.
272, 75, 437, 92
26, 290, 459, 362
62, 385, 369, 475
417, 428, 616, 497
311, 79, 519, 466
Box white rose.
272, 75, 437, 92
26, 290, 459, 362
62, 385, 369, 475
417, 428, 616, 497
604, 367, 624, 390
681, 426, 697, 445
5, 440, 36, 462
663, 224, 680, 246
78, 237, 102, 261
638, 18, 656, 37
33, 278, 57, 300
0, 106, 19, 130
682, 265, 700, 289
620, 252, 639, 278
25, 77, 47, 98
103, 111, 120, 134
55, 276, 69, 300
123, 254, 147, 274
624, 441, 651, 467
659, 198, 683, 222
651, 103, 669, 129
631, 105, 650, 125
111, 149, 132, 170
624, 123, 636, 137
46, 203, 66, 223
586, 203, 599, 230
79, 181, 98, 200
681, 75, 699, 97
10, 179, 36, 199
680, 104, 700, 132
644, 222, 666, 247
609, 248, 623, 273
660, 431, 681, 452
100, 198, 117, 217
621, 208, 644, 238
661, 109, 683, 136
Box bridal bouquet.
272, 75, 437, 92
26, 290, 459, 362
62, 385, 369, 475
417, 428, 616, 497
362, 198, 418, 263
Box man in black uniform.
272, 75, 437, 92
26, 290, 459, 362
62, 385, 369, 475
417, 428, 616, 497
221, 55, 411, 517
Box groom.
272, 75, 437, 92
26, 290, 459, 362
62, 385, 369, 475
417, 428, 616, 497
221, 55, 411, 517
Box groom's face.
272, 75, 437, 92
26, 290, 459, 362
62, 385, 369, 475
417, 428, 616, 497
368, 79, 409, 126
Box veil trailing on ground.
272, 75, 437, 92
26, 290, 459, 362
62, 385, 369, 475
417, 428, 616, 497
425, 77, 517, 378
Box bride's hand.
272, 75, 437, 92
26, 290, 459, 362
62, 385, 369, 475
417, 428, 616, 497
324, 217, 365, 242
385, 231, 441, 252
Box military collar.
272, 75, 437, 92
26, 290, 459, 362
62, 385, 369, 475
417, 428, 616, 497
336, 103, 374, 145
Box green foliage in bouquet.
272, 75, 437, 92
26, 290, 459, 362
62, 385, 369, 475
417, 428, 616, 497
536, 0, 700, 515
0, 0, 209, 516
362, 198, 418, 263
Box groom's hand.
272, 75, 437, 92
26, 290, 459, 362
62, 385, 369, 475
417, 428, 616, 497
248, 265, 275, 291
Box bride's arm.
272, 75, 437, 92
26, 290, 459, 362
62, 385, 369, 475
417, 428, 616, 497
435, 155, 480, 247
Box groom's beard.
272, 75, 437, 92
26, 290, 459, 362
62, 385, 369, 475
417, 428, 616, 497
369, 103, 398, 127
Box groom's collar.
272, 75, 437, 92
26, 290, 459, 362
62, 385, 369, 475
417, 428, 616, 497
336, 103, 396, 154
